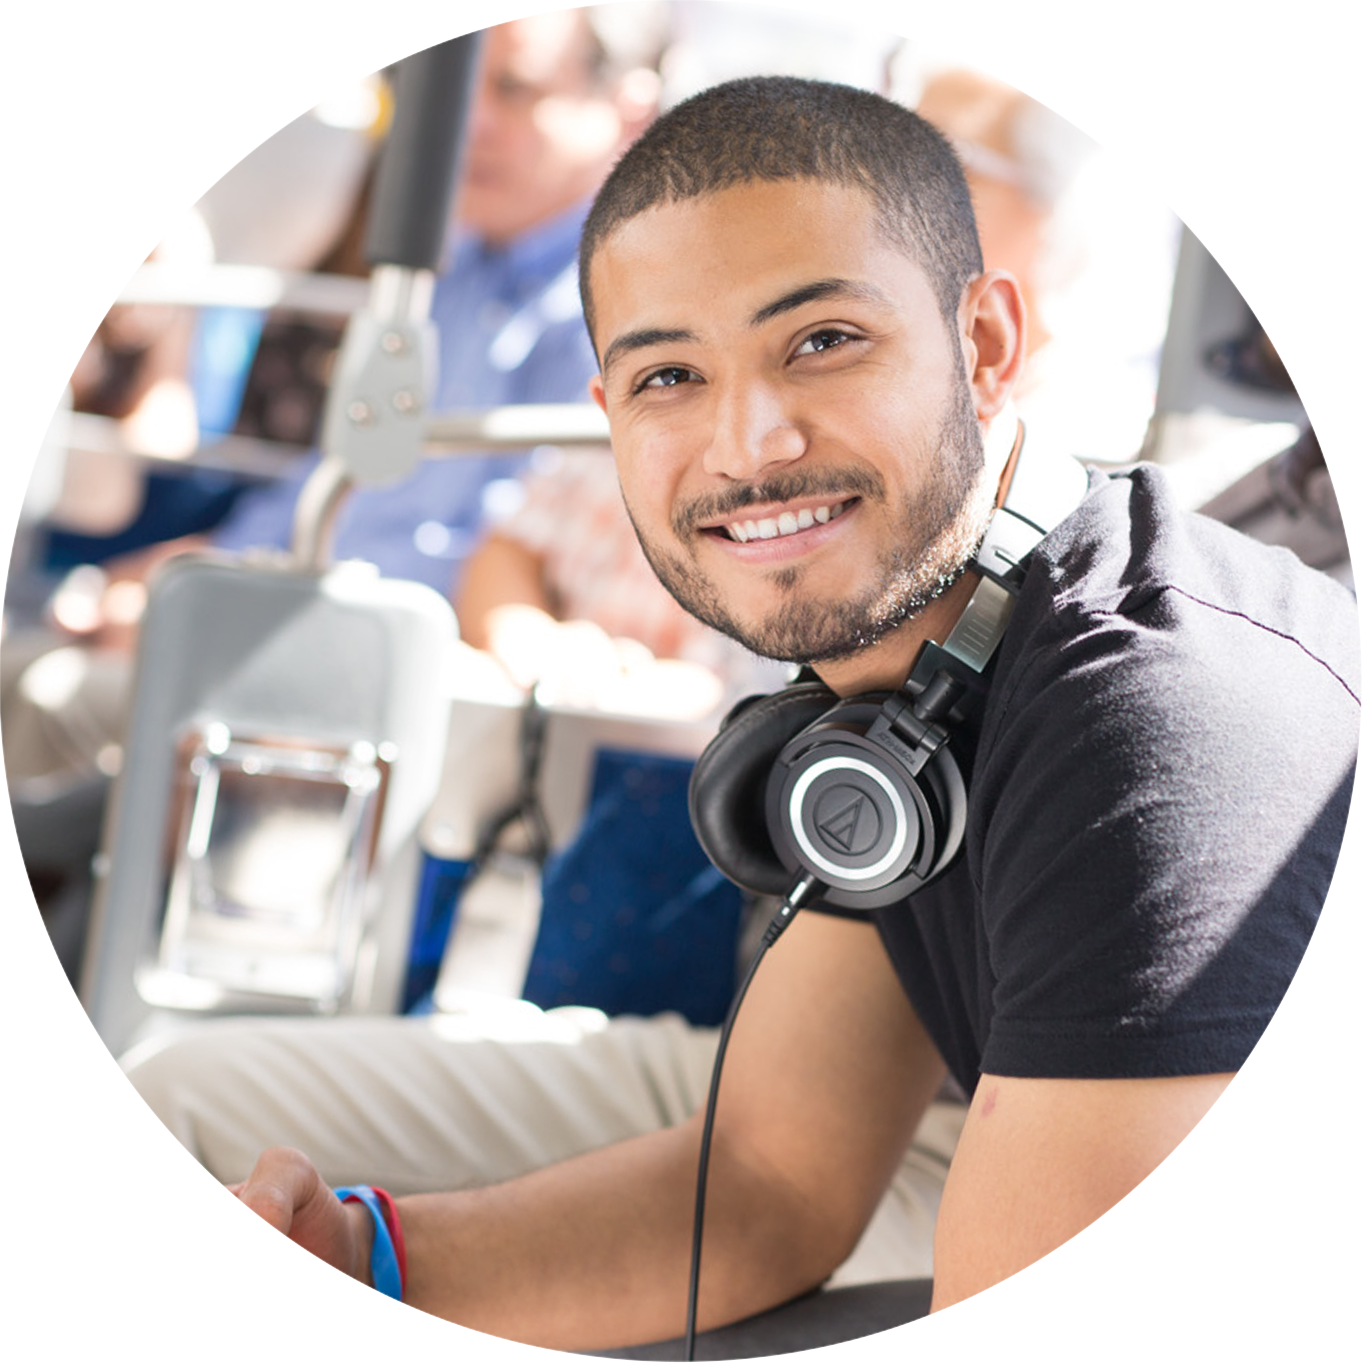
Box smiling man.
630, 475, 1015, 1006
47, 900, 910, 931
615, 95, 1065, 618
178, 77, 1356, 1353
1210, 22, 1357, 586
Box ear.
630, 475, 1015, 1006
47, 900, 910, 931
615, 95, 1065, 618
589, 373, 607, 414
957, 270, 1027, 422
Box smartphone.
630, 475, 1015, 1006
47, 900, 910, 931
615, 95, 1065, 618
15, 1172, 265, 1330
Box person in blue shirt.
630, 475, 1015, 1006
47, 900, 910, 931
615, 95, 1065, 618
210, 8, 665, 593
3, 9, 669, 985
210, 202, 598, 591
5, 8, 667, 784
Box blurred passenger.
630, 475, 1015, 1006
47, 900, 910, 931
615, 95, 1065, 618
1199, 18, 1357, 588
888, 5, 1177, 466
5, 6, 670, 976
168, 4, 670, 593
0, 0, 211, 501
0, 0, 667, 1346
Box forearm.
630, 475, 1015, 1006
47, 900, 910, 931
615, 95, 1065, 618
454, 534, 555, 649
397, 1118, 836, 1351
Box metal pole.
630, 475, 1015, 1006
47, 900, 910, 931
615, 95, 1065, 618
298, 31, 485, 565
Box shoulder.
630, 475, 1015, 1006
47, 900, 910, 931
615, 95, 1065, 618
1019, 463, 1359, 695
977, 462, 1358, 842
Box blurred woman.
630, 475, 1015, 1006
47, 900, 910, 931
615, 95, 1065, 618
0, 0, 209, 520
888, 6, 1177, 463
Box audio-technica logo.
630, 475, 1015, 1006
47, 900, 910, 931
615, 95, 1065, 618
815, 788, 880, 855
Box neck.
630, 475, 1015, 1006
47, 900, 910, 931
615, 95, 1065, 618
812, 570, 983, 697
1324, 403, 1357, 468
813, 410, 1023, 699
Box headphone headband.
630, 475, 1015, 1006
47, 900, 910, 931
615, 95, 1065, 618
971, 422, 1092, 595
908, 426, 1091, 694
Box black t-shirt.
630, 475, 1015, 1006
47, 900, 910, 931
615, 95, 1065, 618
856, 465, 1358, 1097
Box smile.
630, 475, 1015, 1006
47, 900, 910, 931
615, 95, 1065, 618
718, 500, 852, 543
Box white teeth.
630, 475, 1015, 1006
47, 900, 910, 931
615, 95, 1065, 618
723, 501, 847, 542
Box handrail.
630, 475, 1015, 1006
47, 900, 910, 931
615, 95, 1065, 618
424, 404, 610, 452
62, 404, 612, 479
116, 262, 369, 317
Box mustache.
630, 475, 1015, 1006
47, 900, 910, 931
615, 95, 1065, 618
1264, 235, 1341, 291
672, 466, 886, 537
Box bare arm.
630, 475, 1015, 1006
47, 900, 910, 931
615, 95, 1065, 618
850, 1063, 1275, 1363
235, 911, 945, 1351
454, 532, 556, 651
66, 910, 948, 1357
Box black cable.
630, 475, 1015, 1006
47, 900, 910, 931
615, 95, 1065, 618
468, 686, 553, 872
683, 871, 824, 1362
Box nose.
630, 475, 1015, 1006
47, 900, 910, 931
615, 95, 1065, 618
466, 73, 500, 146
702, 381, 808, 481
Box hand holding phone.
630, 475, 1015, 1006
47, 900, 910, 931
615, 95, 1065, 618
14, 1183, 267, 1330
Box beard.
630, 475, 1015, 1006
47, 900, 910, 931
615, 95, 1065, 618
625, 368, 993, 666
1259, 237, 1357, 406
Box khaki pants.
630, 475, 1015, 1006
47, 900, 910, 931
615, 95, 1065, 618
123, 1005, 963, 1287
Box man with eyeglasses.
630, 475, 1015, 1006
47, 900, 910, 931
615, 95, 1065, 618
1210, 19, 1357, 586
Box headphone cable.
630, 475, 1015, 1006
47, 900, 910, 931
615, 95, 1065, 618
683, 871, 824, 1361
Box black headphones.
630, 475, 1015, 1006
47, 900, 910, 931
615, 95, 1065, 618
688, 428, 1090, 910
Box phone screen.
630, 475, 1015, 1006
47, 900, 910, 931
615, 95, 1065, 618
16, 1183, 265, 1330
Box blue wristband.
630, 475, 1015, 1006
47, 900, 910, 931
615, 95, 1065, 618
334, 1185, 403, 1300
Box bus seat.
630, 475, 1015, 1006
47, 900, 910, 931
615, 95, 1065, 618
80, 551, 455, 1056
416, 694, 744, 1026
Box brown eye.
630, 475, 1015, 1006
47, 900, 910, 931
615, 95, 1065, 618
638, 366, 697, 392
796, 329, 852, 355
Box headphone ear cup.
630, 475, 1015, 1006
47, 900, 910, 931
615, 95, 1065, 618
689, 683, 836, 896
781, 731, 967, 910
760, 691, 972, 910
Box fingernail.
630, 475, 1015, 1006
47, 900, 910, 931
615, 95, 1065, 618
96, 1313, 139, 1357
228, 1237, 271, 1275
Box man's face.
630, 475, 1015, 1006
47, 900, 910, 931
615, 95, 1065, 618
1259, 39, 1357, 406
456, 14, 635, 246
588, 179, 996, 672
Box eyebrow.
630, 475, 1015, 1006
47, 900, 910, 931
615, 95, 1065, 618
748, 277, 894, 326
601, 327, 697, 381
599, 278, 894, 381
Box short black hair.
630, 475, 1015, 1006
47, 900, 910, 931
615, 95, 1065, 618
579, 75, 983, 339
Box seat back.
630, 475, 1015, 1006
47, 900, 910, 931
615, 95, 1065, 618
80, 552, 455, 1054
416, 695, 743, 1024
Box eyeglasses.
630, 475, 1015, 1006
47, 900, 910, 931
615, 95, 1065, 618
1248, 114, 1357, 200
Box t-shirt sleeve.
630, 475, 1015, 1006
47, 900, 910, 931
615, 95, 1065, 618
971, 582, 1357, 1080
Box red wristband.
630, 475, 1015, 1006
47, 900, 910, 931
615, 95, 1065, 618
370, 1186, 407, 1296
